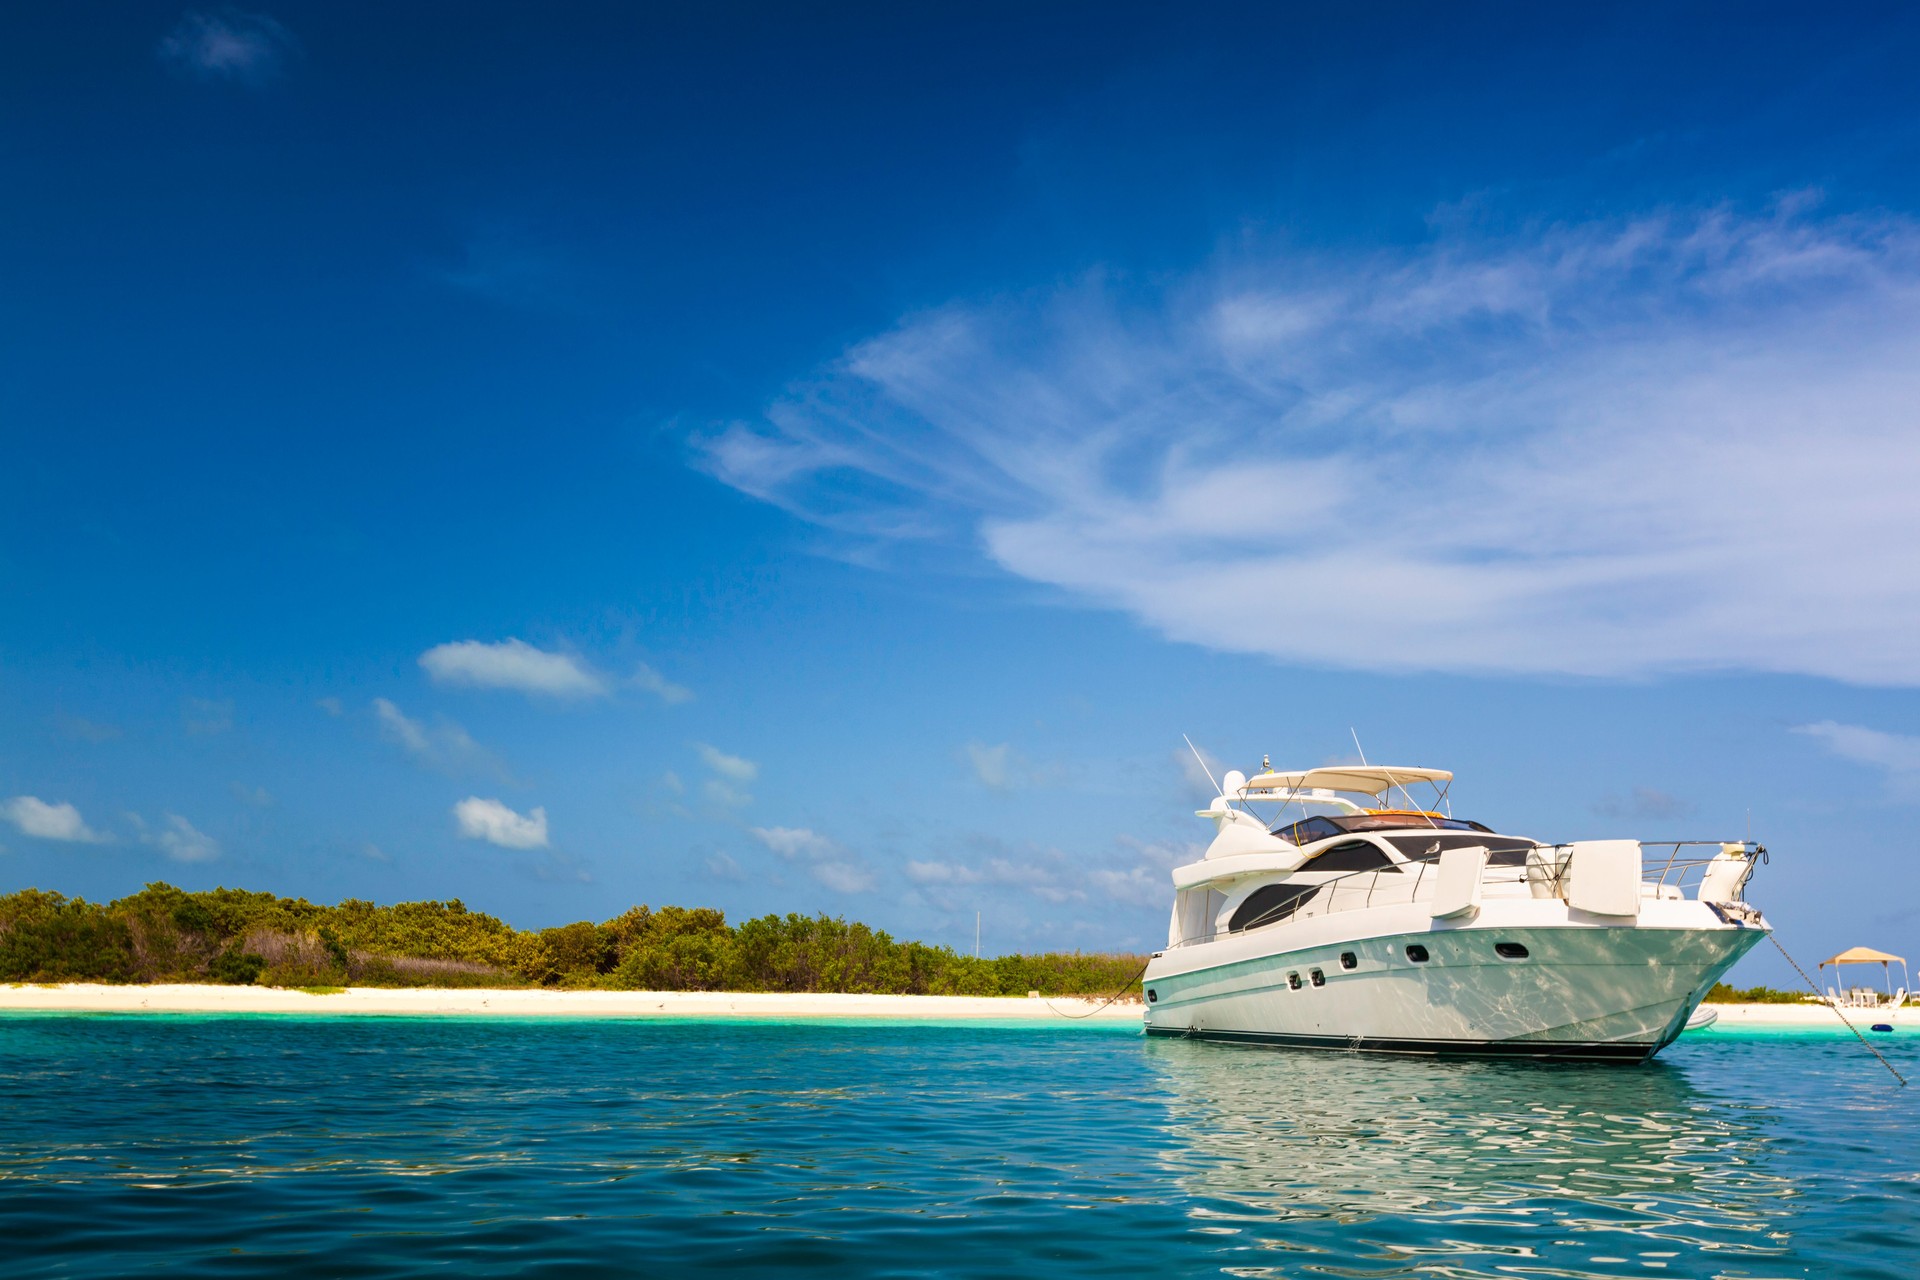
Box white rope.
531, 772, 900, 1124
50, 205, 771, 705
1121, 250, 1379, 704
1770, 933, 1906, 1087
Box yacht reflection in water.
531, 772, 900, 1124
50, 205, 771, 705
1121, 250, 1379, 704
1145, 1038, 1796, 1273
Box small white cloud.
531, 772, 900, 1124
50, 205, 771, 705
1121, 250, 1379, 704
183, 697, 234, 735
751, 824, 873, 890
905, 859, 980, 886
2, 796, 107, 843
632, 662, 695, 705
903, 856, 1041, 890
420, 638, 607, 698
704, 850, 746, 881
703, 779, 752, 808
751, 826, 837, 860
1089, 865, 1164, 908
158, 9, 296, 86
696, 743, 758, 781
661, 770, 685, 795
1795, 721, 1920, 797
153, 814, 219, 863
230, 782, 275, 808
316, 696, 344, 717
360, 842, 392, 863
372, 698, 502, 777
53, 714, 121, 743
812, 861, 876, 893
962, 741, 1062, 791
1591, 787, 1695, 821
454, 796, 550, 848
966, 742, 1011, 790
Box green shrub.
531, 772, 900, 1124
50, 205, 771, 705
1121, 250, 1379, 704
1704, 983, 1814, 1004
0, 890, 138, 982
0, 883, 1146, 997
208, 947, 266, 985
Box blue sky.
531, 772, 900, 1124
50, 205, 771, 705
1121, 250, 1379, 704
5, 3, 1920, 979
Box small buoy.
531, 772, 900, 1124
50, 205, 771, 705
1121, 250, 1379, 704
1871, 1023, 1894, 1033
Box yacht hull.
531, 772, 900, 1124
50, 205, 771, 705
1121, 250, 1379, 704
1141, 901, 1766, 1063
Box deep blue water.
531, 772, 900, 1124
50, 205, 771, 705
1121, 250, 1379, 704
1, 1014, 1915, 1278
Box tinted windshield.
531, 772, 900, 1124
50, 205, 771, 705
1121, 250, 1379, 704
1275, 813, 1490, 843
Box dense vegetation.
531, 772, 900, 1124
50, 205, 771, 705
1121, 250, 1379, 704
1703, 983, 1814, 1004
0, 884, 1146, 997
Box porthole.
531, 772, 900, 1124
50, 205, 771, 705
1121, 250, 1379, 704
1495, 942, 1530, 960
1146, 988, 1158, 1003
1310, 968, 1326, 987
1339, 952, 1357, 970
1287, 972, 1302, 990
1405, 944, 1430, 963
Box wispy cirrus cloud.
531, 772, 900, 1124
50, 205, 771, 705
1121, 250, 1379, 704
695, 743, 757, 808
438, 222, 581, 310
158, 9, 296, 86
703, 850, 746, 881
631, 662, 694, 705
182, 698, 234, 736
1795, 720, 1920, 798
751, 825, 834, 859
52, 714, 121, 744
750, 825, 875, 892
696, 198, 1920, 684
2, 796, 107, 843
962, 741, 1066, 791
420, 639, 607, 698
372, 698, 504, 778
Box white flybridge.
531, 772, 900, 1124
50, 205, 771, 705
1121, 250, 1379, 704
1142, 762, 1769, 1062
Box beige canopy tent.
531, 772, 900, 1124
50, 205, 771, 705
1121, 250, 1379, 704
1244, 766, 1452, 796
1818, 947, 1909, 1009
1821, 946, 1904, 966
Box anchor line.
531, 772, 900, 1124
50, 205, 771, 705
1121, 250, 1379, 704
1769, 933, 1907, 1087
1046, 956, 1153, 1021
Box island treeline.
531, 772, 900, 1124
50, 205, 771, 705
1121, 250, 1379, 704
0, 883, 1146, 997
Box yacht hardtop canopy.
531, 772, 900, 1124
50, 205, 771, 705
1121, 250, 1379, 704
1243, 766, 1453, 797
1820, 946, 1906, 967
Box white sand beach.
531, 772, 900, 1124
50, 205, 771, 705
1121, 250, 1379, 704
0, 983, 1145, 1020
1, 985, 1901, 1028
1699, 1002, 1908, 1027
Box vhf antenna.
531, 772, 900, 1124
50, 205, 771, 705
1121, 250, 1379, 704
1183, 734, 1222, 794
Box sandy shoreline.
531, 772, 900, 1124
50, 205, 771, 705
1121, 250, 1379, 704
0, 985, 1902, 1028
1696, 1001, 1907, 1027
0, 983, 1144, 1021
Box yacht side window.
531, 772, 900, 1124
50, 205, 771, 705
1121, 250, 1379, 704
1309, 840, 1399, 873
1386, 834, 1536, 866
1228, 883, 1320, 932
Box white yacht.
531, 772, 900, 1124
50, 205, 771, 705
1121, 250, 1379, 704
1142, 763, 1769, 1062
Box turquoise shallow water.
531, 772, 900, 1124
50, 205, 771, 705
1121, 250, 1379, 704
1, 1014, 1915, 1278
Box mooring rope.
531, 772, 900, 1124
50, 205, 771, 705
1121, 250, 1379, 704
1769, 933, 1907, 1087
1046, 956, 1153, 1020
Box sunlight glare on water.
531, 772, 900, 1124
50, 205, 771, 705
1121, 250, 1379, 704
0, 1014, 1913, 1278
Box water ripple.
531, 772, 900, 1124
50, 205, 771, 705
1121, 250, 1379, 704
0, 1014, 1913, 1277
